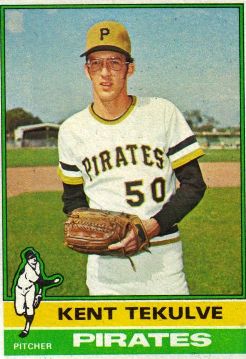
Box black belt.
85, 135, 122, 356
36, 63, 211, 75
17, 284, 33, 291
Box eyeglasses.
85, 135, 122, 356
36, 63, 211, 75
86, 57, 130, 72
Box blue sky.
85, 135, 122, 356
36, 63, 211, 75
5, 6, 241, 127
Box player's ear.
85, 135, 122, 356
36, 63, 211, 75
84, 64, 92, 80
127, 63, 135, 78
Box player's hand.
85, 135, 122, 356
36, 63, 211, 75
108, 218, 160, 254
108, 228, 138, 254
142, 218, 160, 239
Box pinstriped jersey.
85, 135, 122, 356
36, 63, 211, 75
58, 96, 203, 235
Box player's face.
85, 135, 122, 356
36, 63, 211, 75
84, 51, 134, 103
28, 256, 37, 267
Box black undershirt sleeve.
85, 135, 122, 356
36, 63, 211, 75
61, 159, 206, 234
62, 183, 89, 214
152, 159, 207, 236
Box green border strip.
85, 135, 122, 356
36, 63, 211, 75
1, 3, 245, 302
239, 2, 246, 299
0, 3, 243, 9
4, 328, 246, 355
1, 5, 7, 300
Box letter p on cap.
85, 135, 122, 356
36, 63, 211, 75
80, 20, 131, 59
100, 27, 110, 40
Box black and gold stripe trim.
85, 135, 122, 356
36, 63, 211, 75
57, 167, 84, 185
172, 148, 204, 169
167, 135, 197, 157
59, 161, 80, 172
89, 96, 137, 125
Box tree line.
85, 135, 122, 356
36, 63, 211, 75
6, 108, 42, 139
6, 107, 238, 140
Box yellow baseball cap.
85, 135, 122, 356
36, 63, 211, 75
80, 20, 132, 58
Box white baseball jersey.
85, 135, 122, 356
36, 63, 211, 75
58, 96, 203, 238
58, 96, 203, 295
17, 262, 40, 290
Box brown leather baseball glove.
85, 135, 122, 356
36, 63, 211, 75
64, 207, 149, 259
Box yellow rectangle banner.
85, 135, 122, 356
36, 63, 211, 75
5, 300, 246, 328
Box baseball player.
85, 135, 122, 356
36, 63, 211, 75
14, 249, 60, 337
58, 21, 206, 295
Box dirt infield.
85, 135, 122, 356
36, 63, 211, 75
7, 162, 241, 198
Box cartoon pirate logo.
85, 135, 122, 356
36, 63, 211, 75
13, 248, 63, 338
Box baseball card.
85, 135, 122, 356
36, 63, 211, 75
0, 0, 245, 358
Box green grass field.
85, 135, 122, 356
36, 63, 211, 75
6, 188, 242, 298
6, 192, 89, 298
7, 148, 59, 167
181, 187, 242, 295
6, 147, 241, 167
